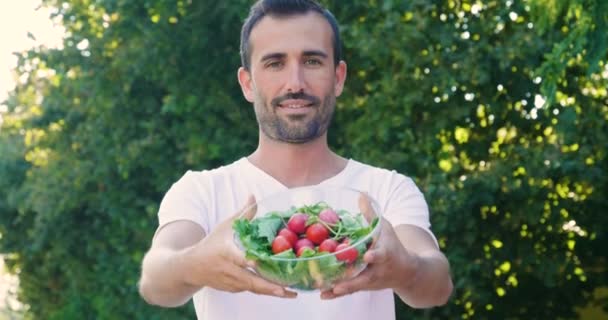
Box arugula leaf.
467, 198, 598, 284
349, 217, 379, 239
234, 218, 274, 260
266, 209, 295, 219
298, 202, 329, 216
338, 211, 361, 231
316, 254, 344, 283
233, 219, 252, 239
253, 216, 283, 244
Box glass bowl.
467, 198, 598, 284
233, 185, 382, 291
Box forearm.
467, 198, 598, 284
139, 246, 201, 307
394, 251, 453, 308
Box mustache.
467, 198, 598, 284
271, 92, 321, 107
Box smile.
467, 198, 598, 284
279, 103, 313, 109
276, 98, 315, 110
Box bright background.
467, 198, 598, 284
0, 0, 64, 315
0, 0, 64, 116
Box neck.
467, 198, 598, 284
247, 132, 347, 188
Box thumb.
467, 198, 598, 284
232, 194, 257, 221
358, 192, 377, 223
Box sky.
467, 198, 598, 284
0, 0, 65, 106
0, 0, 65, 310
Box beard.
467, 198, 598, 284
253, 91, 336, 144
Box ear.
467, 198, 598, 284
237, 67, 255, 103
334, 61, 347, 97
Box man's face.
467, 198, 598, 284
238, 12, 347, 144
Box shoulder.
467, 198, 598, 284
166, 158, 248, 197
159, 158, 251, 227
346, 159, 418, 188
179, 158, 247, 183
342, 159, 425, 208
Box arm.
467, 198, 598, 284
139, 197, 297, 308
321, 194, 453, 307
139, 221, 206, 307
320, 220, 453, 307
391, 224, 453, 308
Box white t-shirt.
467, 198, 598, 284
157, 157, 436, 320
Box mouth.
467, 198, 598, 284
277, 99, 315, 110
278, 103, 314, 109
272, 92, 320, 111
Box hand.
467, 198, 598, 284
184, 195, 297, 298
320, 193, 420, 299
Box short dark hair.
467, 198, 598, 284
240, 0, 342, 70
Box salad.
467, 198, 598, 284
233, 202, 379, 291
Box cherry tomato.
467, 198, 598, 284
278, 228, 298, 246
319, 208, 340, 225
294, 238, 314, 253
271, 235, 292, 254
318, 238, 339, 253
335, 243, 358, 263
305, 223, 329, 245
297, 246, 315, 257
287, 213, 308, 234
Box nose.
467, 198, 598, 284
285, 63, 305, 93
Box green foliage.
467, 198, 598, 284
0, 0, 606, 319
529, 0, 608, 102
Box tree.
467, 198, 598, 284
330, 1, 608, 318
0, 0, 606, 319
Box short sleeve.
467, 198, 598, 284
154, 170, 210, 238
382, 175, 439, 248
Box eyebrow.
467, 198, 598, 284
260, 52, 286, 63
259, 50, 329, 63
302, 50, 328, 59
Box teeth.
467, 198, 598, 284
286, 105, 305, 109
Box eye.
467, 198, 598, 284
265, 60, 283, 70
304, 58, 322, 66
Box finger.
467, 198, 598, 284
320, 289, 338, 300
282, 288, 298, 298
331, 268, 374, 297
227, 239, 259, 270
358, 192, 377, 223
363, 245, 388, 264
241, 195, 257, 220
231, 249, 256, 269
240, 268, 297, 298
232, 195, 257, 221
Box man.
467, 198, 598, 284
138, 0, 453, 319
